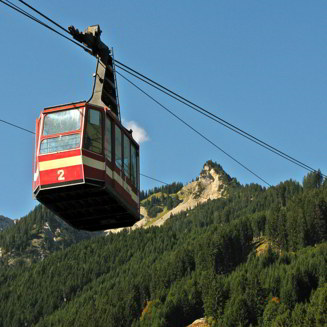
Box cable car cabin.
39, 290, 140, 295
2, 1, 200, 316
32, 101, 140, 231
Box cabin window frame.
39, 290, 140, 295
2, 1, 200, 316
115, 124, 122, 170
84, 108, 104, 155
42, 109, 82, 136
105, 115, 112, 162
131, 143, 138, 189
39, 108, 83, 155
40, 134, 81, 155
123, 134, 131, 179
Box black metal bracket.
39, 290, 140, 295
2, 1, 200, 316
69, 25, 120, 118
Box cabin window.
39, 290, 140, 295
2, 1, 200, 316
115, 125, 122, 169
43, 109, 81, 135
84, 109, 103, 154
40, 134, 81, 154
124, 135, 130, 178
131, 144, 138, 188
105, 116, 112, 161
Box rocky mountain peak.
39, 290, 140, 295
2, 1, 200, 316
199, 164, 215, 181
186, 162, 227, 202
135, 161, 232, 229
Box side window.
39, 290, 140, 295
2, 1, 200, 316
115, 125, 122, 169
105, 116, 112, 161
124, 135, 130, 178
84, 109, 103, 154
131, 144, 138, 188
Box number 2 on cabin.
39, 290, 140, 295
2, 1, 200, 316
57, 169, 65, 181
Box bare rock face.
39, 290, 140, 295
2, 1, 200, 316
186, 318, 209, 327
151, 163, 228, 227
196, 164, 227, 200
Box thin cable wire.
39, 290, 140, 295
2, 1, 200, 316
114, 60, 324, 177
17, 0, 71, 35
115, 63, 318, 175
140, 174, 168, 185
0, 0, 90, 53
0, 118, 35, 134
116, 70, 271, 187
2, 0, 44, 24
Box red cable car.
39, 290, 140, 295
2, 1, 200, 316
32, 25, 140, 231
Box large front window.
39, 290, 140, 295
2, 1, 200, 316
40, 109, 82, 154
43, 109, 81, 135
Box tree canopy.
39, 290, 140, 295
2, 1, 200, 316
0, 170, 326, 326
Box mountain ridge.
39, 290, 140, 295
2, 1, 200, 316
132, 160, 239, 230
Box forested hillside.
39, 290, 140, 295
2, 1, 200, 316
0, 168, 326, 326
0, 215, 14, 231
0, 205, 98, 266
140, 182, 184, 201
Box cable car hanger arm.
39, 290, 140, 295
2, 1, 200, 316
68, 25, 110, 62
68, 25, 120, 119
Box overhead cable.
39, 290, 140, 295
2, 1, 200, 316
0, 118, 35, 134
116, 70, 272, 187
114, 60, 322, 176
17, 0, 71, 35
114, 63, 318, 175
0, 0, 90, 53
140, 174, 168, 185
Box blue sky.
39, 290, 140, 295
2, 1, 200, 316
1, 1, 326, 219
